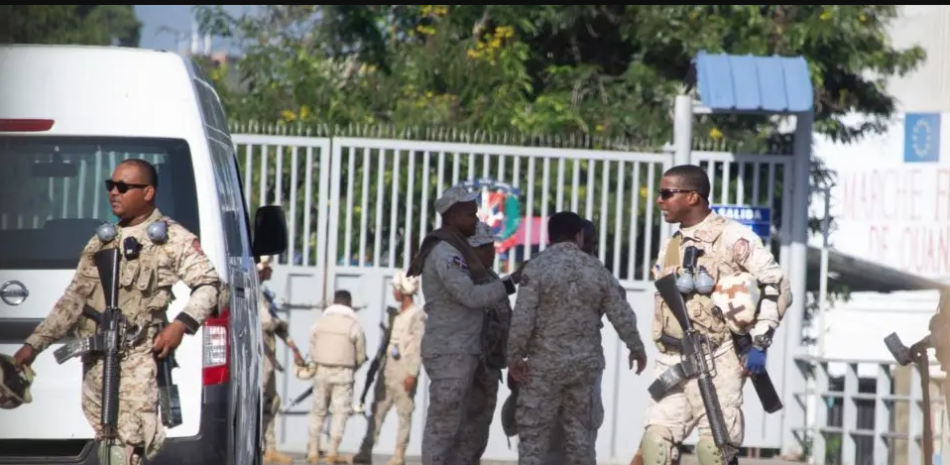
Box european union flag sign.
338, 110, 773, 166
903, 113, 941, 163
711, 204, 771, 242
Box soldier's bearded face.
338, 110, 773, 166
108, 163, 154, 220
657, 175, 693, 224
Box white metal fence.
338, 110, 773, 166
231, 133, 808, 461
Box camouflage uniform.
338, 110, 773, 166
419, 240, 513, 465
306, 303, 367, 463
259, 283, 296, 464
508, 241, 645, 465
24, 209, 221, 465
642, 213, 790, 465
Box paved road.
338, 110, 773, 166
275, 452, 802, 464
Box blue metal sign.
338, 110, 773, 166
711, 204, 772, 241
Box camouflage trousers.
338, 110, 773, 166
516, 364, 599, 465
81, 349, 163, 465
307, 367, 355, 456
543, 370, 604, 464
456, 363, 500, 463
360, 360, 419, 452
262, 362, 281, 451
644, 347, 746, 445
421, 354, 498, 465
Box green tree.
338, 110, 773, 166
197, 5, 922, 329
0, 5, 142, 46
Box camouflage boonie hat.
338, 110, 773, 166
0, 354, 34, 409
711, 272, 761, 335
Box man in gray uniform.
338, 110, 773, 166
405, 185, 523, 465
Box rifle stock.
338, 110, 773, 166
655, 274, 737, 464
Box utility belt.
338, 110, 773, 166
54, 304, 183, 429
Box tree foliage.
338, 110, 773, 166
197, 5, 923, 147
197, 5, 924, 341
0, 5, 142, 46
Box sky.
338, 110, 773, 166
133, 5, 250, 52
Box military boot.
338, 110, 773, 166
306, 441, 322, 465
263, 449, 294, 465
386, 446, 406, 465
322, 438, 348, 464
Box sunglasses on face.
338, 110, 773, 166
104, 180, 149, 194
657, 188, 694, 200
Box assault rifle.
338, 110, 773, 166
54, 248, 136, 465
654, 273, 739, 465
356, 306, 399, 413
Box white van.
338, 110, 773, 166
0, 45, 286, 465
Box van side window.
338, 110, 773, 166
207, 137, 247, 259
0, 137, 201, 270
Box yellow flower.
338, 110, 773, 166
280, 110, 296, 122
299, 105, 311, 120
709, 127, 723, 140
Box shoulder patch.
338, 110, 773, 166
452, 255, 468, 270
733, 238, 751, 264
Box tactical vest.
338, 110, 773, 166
75, 221, 179, 343
310, 314, 359, 367
652, 217, 742, 351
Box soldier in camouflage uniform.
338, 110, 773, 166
353, 270, 427, 465
455, 222, 512, 463
257, 256, 306, 464
306, 289, 367, 464
509, 211, 647, 465
12, 159, 222, 465
543, 219, 607, 464
405, 185, 522, 465
641, 165, 792, 465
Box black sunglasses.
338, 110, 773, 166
658, 188, 693, 200
104, 180, 149, 194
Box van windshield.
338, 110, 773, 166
0, 136, 200, 270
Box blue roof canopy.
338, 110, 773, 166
693, 51, 814, 114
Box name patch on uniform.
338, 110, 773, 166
733, 238, 751, 264
452, 255, 469, 270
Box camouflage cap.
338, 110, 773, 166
711, 272, 762, 335
0, 354, 34, 410
467, 222, 498, 248
434, 185, 479, 215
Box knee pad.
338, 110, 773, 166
640, 427, 675, 465
696, 437, 728, 465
